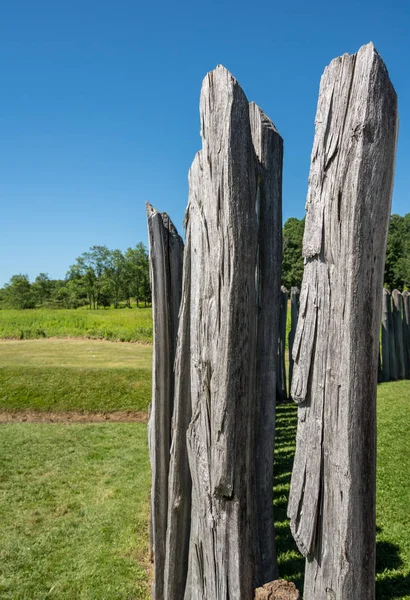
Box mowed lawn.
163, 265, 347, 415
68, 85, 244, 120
0, 337, 409, 599
0, 339, 152, 413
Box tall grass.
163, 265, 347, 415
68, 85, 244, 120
0, 308, 153, 342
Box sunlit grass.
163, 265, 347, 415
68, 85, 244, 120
0, 307, 153, 342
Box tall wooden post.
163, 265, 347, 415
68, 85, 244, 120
403, 290, 410, 379
288, 43, 398, 600
381, 288, 391, 382
182, 65, 283, 599
147, 205, 184, 600
392, 289, 406, 380
277, 287, 288, 401
288, 286, 300, 395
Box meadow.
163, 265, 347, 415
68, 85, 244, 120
0, 309, 409, 599
0, 307, 153, 342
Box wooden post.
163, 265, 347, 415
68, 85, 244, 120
182, 65, 283, 599
287, 43, 398, 600
403, 290, 410, 379
288, 287, 300, 396
381, 288, 391, 382
277, 287, 288, 401
392, 289, 406, 380
146, 204, 184, 600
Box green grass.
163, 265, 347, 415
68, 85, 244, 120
0, 307, 153, 342
274, 381, 410, 599
0, 340, 152, 413
0, 422, 151, 600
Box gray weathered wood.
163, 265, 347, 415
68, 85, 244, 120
277, 287, 288, 401
381, 288, 391, 382
163, 208, 193, 600
288, 287, 300, 396
288, 43, 398, 600
147, 204, 184, 600
183, 65, 283, 599
392, 289, 406, 380
403, 290, 410, 379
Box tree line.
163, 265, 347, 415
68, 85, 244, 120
0, 243, 151, 310
282, 212, 410, 290
1, 213, 408, 310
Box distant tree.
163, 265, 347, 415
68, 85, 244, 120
3, 274, 35, 309
384, 213, 410, 290
282, 217, 305, 290
32, 273, 53, 306
125, 243, 151, 306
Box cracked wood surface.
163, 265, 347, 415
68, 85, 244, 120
182, 65, 282, 599
392, 289, 406, 380
277, 287, 288, 401
147, 205, 184, 600
287, 43, 398, 600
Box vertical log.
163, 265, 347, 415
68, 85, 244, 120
381, 288, 391, 382
147, 204, 184, 600
288, 43, 398, 600
288, 287, 300, 395
403, 290, 410, 379
392, 289, 405, 380
389, 291, 398, 380
183, 65, 282, 599
277, 287, 288, 401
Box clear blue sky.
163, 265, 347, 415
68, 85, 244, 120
1, 0, 409, 286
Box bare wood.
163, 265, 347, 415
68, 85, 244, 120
392, 289, 406, 380
288, 287, 300, 396
277, 287, 288, 401
288, 43, 398, 600
147, 204, 184, 600
381, 288, 391, 382
183, 65, 282, 599
403, 290, 410, 379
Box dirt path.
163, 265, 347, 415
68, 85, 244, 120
0, 410, 148, 424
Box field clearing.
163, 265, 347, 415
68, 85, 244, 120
0, 339, 152, 413
0, 307, 153, 342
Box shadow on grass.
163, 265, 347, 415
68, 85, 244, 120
274, 401, 410, 599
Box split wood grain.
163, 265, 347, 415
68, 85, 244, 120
288, 43, 398, 600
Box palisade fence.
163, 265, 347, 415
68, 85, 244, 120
147, 42, 398, 600
285, 287, 410, 398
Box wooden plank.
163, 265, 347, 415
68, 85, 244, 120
183, 65, 282, 599
288, 43, 398, 600
146, 204, 184, 600
288, 287, 300, 396
403, 290, 410, 379
277, 287, 288, 401
392, 289, 406, 380
381, 288, 391, 382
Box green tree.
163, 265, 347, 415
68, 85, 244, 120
3, 275, 35, 309
385, 213, 410, 290
32, 273, 53, 306
282, 217, 305, 290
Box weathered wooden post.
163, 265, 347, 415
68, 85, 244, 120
392, 289, 406, 380
277, 286, 288, 401
403, 290, 410, 379
287, 43, 398, 600
146, 204, 184, 600
381, 288, 391, 382
181, 65, 283, 599
288, 287, 300, 396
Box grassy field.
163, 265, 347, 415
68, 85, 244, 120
0, 307, 153, 342
0, 339, 151, 413
0, 336, 409, 598
0, 423, 150, 599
